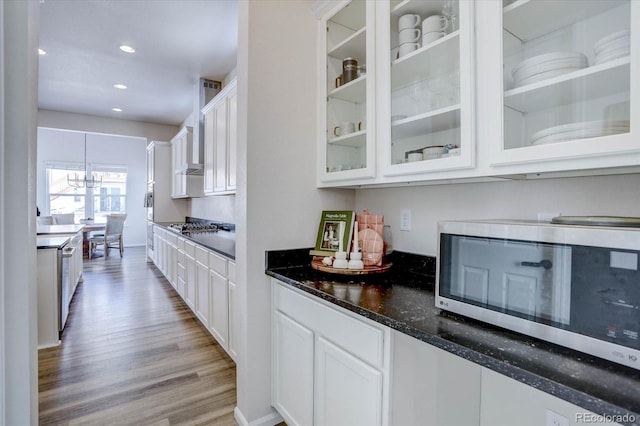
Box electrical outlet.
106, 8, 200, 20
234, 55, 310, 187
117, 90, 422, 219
546, 409, 569, 426
400, 209, 411, 231
538, 212, 561, 222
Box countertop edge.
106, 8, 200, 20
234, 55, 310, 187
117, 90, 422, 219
266, 269, 640, 426
153, 222, 235, 260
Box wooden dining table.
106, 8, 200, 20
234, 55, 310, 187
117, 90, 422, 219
81, 223, 106, 258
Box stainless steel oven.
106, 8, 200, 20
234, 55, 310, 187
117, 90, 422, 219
436, 219, 640, 370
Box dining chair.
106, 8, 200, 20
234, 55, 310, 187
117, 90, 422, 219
37, 216, 54, 225
52, 213, 75, 224
88, 214, 127, 259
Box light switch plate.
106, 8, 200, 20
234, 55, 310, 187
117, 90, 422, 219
546, 409, 569, 426
400, 209, 411, 231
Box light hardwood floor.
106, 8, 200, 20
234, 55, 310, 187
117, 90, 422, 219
38, 247, 238, 426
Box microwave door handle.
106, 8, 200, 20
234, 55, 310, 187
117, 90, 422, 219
520, 260, 553, 270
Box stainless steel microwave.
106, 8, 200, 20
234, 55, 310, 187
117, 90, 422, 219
436, 219, 640, 370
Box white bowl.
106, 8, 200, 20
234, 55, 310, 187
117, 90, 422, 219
594, 30, 630, 53
512, 51, 587, 77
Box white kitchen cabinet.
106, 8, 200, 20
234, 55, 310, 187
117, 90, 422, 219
171, 126, 204, 198
316, 0, 640, 187
184, 241, 197, 311
318, 0, 377, 183
175, 236, 186, 298
271, 278, 391, 426
202, 78, 237, 195
195, 246, 210, 327
273, 310, 315, 426
146, 143, 154, 184
166, 232, 178, 290
479, 0, 640, 176
227, 260, 238, 362
479, 368, 620, 426
380, 0, 476, 177
208, 251, 229, 351
391, 330, 481, 426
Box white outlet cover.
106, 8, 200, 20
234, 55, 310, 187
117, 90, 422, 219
400, 209, 411, 231
546, 409, 569, 426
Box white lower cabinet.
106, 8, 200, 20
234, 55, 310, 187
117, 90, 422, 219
227, 260, 238, 361
195, 246, 210, 327
391, 331, 481, 426
184, 241, 196, 311
209, 269, 229, 350
273, 310, 314, 426
151, 229, 236, 361
271, 278, 391, 426
479, 368, 620, 426
315, 335, 384, 426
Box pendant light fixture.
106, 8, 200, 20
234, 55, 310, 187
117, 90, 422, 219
67, 133, 102, 188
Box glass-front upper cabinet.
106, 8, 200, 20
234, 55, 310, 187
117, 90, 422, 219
319, 0, 376, 183
380, 0, 475, 177
488, 0, 639, 167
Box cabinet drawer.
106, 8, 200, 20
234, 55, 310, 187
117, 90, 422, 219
273, 281, 385, 368
177, 236, 185, 251
166, 232, 177, 246
228, 260, 236, 283
209, 251, 227, 276
184, 241, 195, 257
195, 246, 209, 265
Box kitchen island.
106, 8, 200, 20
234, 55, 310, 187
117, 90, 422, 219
266, 248, 640, 426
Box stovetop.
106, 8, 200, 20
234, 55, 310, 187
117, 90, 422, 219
166, 218, 234, 234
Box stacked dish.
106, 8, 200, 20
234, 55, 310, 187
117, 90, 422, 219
512, 51, 588, 88
529, 120, 630, 146
594, 30, 630, 65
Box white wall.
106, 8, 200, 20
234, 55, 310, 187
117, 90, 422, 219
235, 1, 354, 424
1, 1, 39, 424
356, 173, 640, 256
37, 128, 148, 246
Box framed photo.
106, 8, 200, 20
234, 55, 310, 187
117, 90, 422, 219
313, 210, 355, 256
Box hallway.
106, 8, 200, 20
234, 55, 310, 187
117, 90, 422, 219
38, 247, 237, 425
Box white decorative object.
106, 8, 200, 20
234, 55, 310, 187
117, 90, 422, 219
333, 251, 348, 269
322, 256, 333, 266
348, 221, 364, 269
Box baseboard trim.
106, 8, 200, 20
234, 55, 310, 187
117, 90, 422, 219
234, 406, 284, 426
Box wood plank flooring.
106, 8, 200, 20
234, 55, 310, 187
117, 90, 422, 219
38, 247, 238, 426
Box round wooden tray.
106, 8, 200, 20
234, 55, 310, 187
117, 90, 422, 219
311, 257, 392, 275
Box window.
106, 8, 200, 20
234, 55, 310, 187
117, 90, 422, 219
46, 163, 127, 222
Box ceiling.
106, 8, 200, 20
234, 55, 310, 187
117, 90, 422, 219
38, 0, 238, 126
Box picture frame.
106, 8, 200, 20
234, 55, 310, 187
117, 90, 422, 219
312, 210, 355, 256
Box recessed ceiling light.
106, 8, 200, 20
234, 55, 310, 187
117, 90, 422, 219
112, 108, 123, 112
113, 84, 127, 90
38, 48, 47, 55
119, 45, 135, 54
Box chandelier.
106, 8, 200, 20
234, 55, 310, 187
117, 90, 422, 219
67, 133, 102, 188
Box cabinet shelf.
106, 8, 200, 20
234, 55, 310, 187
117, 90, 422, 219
504, 57, 630, 114
328, 27, 366, 61
392, 105, 460, 141
503, 0, 627, 42
391, 31, 459, 90
328, 129, 366, 148
391, 0, 449, 22
328, 75, 366, 103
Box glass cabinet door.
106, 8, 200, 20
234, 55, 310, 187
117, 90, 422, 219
382, 0, 475, 177
320, 0, 376, 183
492, 0, 637, 166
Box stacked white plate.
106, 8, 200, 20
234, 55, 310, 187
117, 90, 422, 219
530, 120, 629, 146
594, 30, 630, 65
512, 51, 588, 88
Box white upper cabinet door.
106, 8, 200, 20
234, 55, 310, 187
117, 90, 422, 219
203, 107, 215, 194
480, 0, 640, 173
213, 98, 228, 193
227, 86, 237, 192
318, 0, 377, 185
381, 0, 476, 177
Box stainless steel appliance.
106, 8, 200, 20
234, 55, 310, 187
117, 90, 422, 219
436, 219, 640, 370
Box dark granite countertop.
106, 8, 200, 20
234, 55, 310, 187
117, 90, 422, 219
154, 222, 235, 260
266, 248, 640, 426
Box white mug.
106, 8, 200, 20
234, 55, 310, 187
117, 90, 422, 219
422, 15, 449, 33
407, 152, 423, 162
399, 28, 421, 44
333, 121, 355, 137
422, 31, 446, 45
399, 14, 421, 31
399, 42, 420, 57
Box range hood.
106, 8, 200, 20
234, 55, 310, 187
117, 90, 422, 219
182, 78, 222, 175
